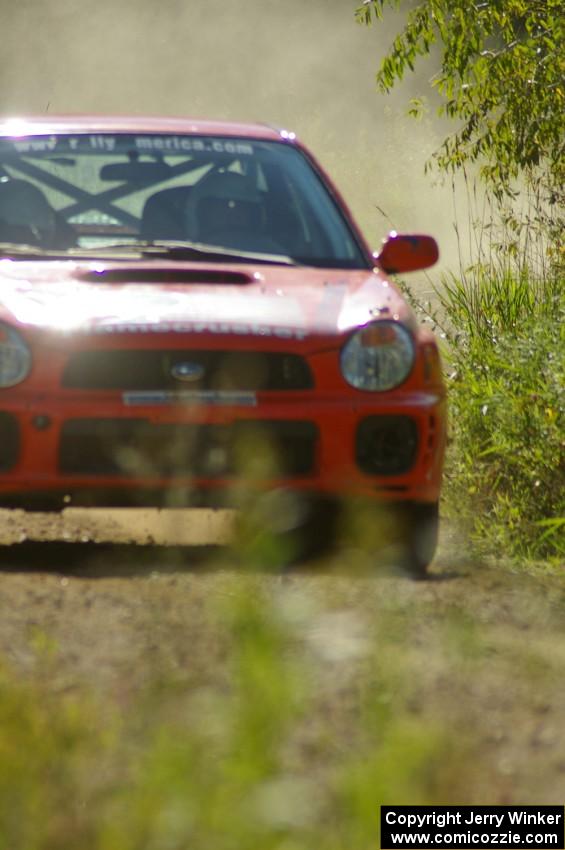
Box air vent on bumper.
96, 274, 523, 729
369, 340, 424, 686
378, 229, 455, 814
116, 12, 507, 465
356, 415, 418, 476
59, 419, 318, 478
0, 412, 20, 471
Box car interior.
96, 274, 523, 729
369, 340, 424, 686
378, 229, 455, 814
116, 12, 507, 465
0, 137, 358, 264
0, 178, 76, 248
0, 170, 309, 258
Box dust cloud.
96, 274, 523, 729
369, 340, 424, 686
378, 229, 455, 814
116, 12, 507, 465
1, 0, 460, 282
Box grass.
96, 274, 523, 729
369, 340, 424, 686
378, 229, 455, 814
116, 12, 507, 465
3, 562, 565, 850
4, 554, 565, 848
438, 267, 564, 564
399, 188, 564, 566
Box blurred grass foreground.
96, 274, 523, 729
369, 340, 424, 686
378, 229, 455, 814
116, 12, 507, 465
2, 558, 565, 849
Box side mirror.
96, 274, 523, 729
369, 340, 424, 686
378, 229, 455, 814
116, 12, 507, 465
375, 232, 439, 274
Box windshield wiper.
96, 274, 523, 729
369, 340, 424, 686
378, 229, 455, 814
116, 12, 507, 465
0, 238, 298, 266
0, 240, 364, 270
93, 239, 297, 266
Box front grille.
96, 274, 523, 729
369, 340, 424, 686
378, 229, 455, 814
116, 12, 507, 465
0, 412, 19, 471
62, 350, 313, 392
59, 418, 317, 478
356, 415, 418, 476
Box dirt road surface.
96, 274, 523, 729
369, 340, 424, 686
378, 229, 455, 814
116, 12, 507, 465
1, 507, 564, 806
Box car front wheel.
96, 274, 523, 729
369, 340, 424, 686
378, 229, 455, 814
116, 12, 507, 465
232, 491, 340, 569
394, 501, 439, 579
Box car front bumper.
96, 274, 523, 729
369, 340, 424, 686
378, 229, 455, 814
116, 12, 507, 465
0, 389, 446, 508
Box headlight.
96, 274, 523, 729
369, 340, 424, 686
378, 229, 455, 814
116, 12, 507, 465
0, 322, 32, 387
340, 321, 414, 391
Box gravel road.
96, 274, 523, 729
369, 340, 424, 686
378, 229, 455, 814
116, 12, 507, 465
1, 507, 564, 806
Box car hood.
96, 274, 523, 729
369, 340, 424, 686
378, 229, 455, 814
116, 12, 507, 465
0, 259, 417, 344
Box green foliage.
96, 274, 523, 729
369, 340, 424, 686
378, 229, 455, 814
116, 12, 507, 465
356, 0, 565, 195
0, 661, 109, 850
360, 0, 564, 560
409, 265, 564, 562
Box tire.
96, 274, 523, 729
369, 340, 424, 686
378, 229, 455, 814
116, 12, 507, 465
232, 491, 340, 569
395, 501, 439, 579
22, 498, 65, 513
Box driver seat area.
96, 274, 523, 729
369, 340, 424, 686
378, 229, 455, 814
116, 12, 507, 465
0, 179, 57, 247
184, 170, 280, 253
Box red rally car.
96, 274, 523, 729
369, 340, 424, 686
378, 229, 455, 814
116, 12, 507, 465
0, 116, 446, 574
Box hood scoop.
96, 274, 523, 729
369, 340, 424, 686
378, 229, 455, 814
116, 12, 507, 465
77, 268, 255, 285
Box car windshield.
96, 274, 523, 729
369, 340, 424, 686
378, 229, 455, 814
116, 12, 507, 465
0, 133, 368, 268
